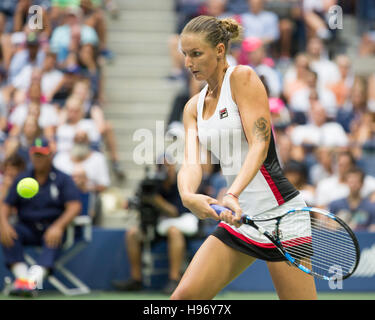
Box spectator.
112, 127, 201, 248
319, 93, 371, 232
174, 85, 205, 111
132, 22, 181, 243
8, 31, 45, 84
359, 26, 375, 57
242, 37, 281, 97
0, 0, 19, 69
303, 0, 337, 40
8, 81, 59, 141
0, 138, 82, 297
268, 95, 291, 129
327, 54, 354, 108
49, 0, 80, 27
55, 96, 101, 153
68, 79, 124, 179
283, 160, 315, 206
329, 167, 375, 232
275, 132, 305, 166
112, 156, 199, 295
12, 52, 64, 101
336, 76, 368, 135
80, 0, 110, 56
305, 36, 340, 91
240, 0, 280, 47
283, 53, 310, 104
0, 154, 26, 203
265, 0, 304, 60
47, 64, 82, 108
4, 115, 43, 164
315, 151, 375, 208
352, 110, 375, 168
289, 68, 337, 119
290, 93, 348, 148
53, 130, 110, 193
40, 52, 65, 101
309, 146, 334, 186
50, 6, 99, 69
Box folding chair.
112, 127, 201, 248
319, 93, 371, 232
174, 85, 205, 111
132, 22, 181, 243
141, 226, 169, 288
24, 192, 93, 296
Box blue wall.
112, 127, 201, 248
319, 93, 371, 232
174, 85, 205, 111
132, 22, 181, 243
0, 228, 374, 292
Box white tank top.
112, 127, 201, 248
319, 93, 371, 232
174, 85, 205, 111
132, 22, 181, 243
197, 66, 299, 216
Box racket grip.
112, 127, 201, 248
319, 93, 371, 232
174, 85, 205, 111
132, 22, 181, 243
210, 205, 249, 225
210, 204, 232, 215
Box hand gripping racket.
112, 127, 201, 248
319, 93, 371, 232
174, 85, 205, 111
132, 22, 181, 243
211, 205, 360, 281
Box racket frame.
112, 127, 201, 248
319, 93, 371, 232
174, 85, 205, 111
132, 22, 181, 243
211, 205, 361, 281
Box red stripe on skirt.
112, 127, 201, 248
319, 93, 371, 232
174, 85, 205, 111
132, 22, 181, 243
218, 222, 312, 249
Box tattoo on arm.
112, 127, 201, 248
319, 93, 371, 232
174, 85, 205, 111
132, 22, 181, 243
252, 117, 270, 142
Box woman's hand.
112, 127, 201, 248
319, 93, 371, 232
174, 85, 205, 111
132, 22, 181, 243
182, 193, 219, 220
220, 194, 243, 228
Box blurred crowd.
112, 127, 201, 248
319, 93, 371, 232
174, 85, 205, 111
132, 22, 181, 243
0, 0, 374, 297
167, 0, 375, 232
0, 0, 124, 222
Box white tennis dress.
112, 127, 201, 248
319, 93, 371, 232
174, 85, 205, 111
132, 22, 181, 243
196, 66, 311, 252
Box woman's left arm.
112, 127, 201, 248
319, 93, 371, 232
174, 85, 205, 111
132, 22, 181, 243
220, 66, 271, 226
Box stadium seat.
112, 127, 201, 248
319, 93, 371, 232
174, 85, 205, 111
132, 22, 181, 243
23, 192, 93, 296
140, 226, 169, 288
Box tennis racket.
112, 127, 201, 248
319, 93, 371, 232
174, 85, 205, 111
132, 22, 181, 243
211, 205, 360, 281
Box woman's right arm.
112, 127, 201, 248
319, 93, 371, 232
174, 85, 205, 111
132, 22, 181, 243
178, 95, 202, 200
177, 95, 219, 220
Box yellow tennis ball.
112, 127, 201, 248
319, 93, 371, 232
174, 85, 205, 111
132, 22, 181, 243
17, 178, 39, 199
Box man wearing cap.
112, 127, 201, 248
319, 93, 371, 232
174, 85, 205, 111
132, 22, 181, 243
0, 138, 82, 297
8, 32, 45, 83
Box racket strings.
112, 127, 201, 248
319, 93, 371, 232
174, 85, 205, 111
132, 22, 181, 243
279, 212, 357, 278
285, 227, 355, 255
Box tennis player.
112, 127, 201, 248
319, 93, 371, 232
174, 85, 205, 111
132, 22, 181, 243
173, 15, 317, 300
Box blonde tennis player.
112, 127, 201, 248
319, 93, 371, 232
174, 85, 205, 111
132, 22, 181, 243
173, 15, 317, 300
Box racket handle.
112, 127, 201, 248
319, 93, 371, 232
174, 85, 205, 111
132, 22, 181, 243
210, 205, 249, 225
210, 204, 232, 215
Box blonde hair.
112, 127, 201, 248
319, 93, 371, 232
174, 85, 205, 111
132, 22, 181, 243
181, 15, 242, 53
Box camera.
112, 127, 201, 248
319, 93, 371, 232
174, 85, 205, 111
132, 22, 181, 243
128, 166, 168, 233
